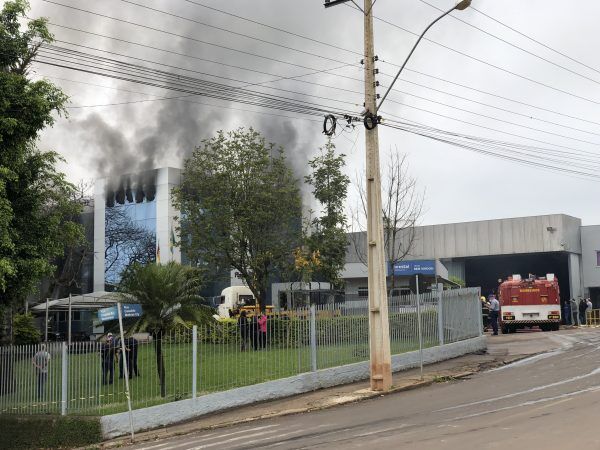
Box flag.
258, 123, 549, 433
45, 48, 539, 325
169, 226, 176, 255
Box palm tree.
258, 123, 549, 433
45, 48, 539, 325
118, 262, 212, 397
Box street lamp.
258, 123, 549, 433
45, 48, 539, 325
377, 0, 472, 111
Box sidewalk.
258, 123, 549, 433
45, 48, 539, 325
101, 330, 567, 448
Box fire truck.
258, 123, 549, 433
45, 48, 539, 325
498, 274, 561, 333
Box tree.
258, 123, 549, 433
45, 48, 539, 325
351, 151, 424, 291
0, 1, 83, 315
303, 139, 350, 287
118, 262, 211, 397
173, 128, 303, 309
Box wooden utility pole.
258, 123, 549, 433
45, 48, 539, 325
325, 0, 392, 391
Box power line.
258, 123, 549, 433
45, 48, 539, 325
116, 0, 357, 68
382, 90, 600, 146
42, 41, 361, 108
380, 101, 600, 159
45, 13, 600, 133
34, 46, 359, 118
471, 5, 600, 77
37, 42, 600, 155
381, 121, 600, 180
399, 68, 600, 128
417, 0, 600, 86
41, 0, 357, 75
178, 0, 363, 57
362, 7, 600, 107
384, 115, 600, 164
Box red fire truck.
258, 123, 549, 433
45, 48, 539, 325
498, 274, 561, 333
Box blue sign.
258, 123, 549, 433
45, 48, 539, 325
121, 304, 143, 318
389, 260, 436, 276
98, 304, 143, 322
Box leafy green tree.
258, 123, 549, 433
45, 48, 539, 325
0, 1, 83, 313
118, 262, 211, 397
12, 312, 40, 345
304, 139, 350, 288
173, 128, 303, 309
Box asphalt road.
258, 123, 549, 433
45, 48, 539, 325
128, 329, 600, 450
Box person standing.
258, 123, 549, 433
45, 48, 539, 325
489, 294, 500, 336
250, 313, 259, 350
578, 298, 587, 326
258, 312, 268, 349
480, 296, 490, 332
32, 344, 51, 400
101, 333, 116, 385
563, 300, 572, 326
238, 311, 249, 351
127, 337, 139, 378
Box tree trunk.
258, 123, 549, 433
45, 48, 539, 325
153, 331, 166, 398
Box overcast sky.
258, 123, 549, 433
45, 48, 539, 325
16, 0, 600, 225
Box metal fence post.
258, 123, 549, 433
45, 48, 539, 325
61, 342, 68, 416
310, 305, 317, 372
437, 283, 444, 346
415, 275, 423, 380
192, 325, 197, 399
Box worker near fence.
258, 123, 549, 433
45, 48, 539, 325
238, 311, 249, 351
101, 333, 116, 385
480, 296, 490, 331
258, 311, 268, 349
127, 336, 139, 378
579, 298, 588, 326
488, 294, 500, 336
32, 344, 51, 400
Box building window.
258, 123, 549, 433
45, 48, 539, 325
597, 251, 600, 267
358, 286, 368, 298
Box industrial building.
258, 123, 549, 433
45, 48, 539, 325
344, 214, 600, 308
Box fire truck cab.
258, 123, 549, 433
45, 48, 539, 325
498, 274, 561, 334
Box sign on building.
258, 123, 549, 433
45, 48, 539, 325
389, 260, 437, 276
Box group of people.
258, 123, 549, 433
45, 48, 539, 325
100, 333, 140, 385
237, 311, 268, 351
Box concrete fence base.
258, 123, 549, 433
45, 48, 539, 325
101, 336, 486, 439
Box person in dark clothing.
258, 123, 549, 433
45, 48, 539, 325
238, 311, 249, 351
250, 314, 259, 350
579, 298, 588, 325
127, 337, 139, 377
101, 333, 116, 385
118, 337, 140, 378
563, 300, 572, 325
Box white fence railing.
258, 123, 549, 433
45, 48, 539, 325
0, 288, 481, 416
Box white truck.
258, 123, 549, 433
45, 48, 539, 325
216, 286, 256, 319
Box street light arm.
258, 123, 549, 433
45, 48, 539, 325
376, 4, 456, 112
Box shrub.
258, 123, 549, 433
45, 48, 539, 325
13, 313, 41, 345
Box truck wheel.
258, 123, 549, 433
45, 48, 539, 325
501, 325, 509, 334
553, 323, 560, 331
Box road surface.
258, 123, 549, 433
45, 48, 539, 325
127, 329, 600, 449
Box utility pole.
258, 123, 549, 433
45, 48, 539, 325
325, 0, 392, 391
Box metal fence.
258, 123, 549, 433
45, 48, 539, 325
0, 288, 481, 416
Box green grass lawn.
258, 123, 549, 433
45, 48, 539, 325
0, 315, 437, 414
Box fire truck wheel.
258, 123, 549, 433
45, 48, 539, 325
501, 325, 510, 334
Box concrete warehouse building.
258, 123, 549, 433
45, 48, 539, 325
345, 214, 600, 308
